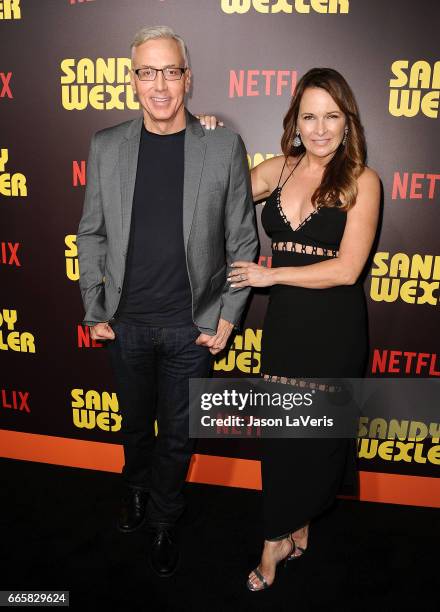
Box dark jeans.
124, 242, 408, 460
107, 321, 212, 527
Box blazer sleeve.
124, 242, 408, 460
76, 133, 108, 326
219, 134, 259, 327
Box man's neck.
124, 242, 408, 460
143, 110, 186, 135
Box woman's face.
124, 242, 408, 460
296, 87, 347, 159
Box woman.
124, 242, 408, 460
200, 67, 380, 591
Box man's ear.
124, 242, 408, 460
130, 70, 137, 97
185, 68, 192, 94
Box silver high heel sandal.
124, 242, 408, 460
246, 534, 295, 592
287, 526, 309, 561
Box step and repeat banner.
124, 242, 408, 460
2, 0, 440, 507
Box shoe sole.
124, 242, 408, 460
148, 557, 179, 578
116, 512, 148, 534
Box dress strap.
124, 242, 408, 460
276, 157, 289, 189
278, 152, 305, 190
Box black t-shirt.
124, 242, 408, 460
116, 125, 193, 326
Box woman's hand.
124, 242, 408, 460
227, 261, 275, 288
195, 114, 224, 130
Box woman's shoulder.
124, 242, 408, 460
253, 153, 299, 179
338, 166, 380, 209
343, 165, 381, 212
357, 165, 380, 189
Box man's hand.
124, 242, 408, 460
195, 318, 234, 355
90, 321, 115, 341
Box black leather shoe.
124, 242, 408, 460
117, 488, 149, 533
149, 528, 179, 577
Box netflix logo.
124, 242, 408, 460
392, 172, 440, 201
0, 72, 13, 99
73, 160, 86, 187
1, 389, 30, 412
229, 69, 297, 98
77, 324, 103, 349
371, 349, 440, 377
258, 255, 272, 267
1, 242, 20, 266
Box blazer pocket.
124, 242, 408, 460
210, 264, 227, 292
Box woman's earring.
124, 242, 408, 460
293, 130, 302, 148
342, 126, 348, 146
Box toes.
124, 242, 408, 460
248, 571, 261, 589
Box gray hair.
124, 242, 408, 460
130, 26, 189, 66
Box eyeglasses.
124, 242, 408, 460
133, 67, 187, 81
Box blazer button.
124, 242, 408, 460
118, 287, 121, 293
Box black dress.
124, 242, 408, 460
260, 158, 367, 540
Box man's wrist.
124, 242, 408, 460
86, 321, 107, 328
220, 318, 235, 329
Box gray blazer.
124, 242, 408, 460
77, 111, 258, 334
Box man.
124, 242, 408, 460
76, 26, 258, 577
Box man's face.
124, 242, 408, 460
131, 38, 191, 128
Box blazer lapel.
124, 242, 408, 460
119, 112, 205, 252
183, 111, 206, 250
119, 117, 143, 249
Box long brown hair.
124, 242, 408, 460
281, 68, 367, 211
